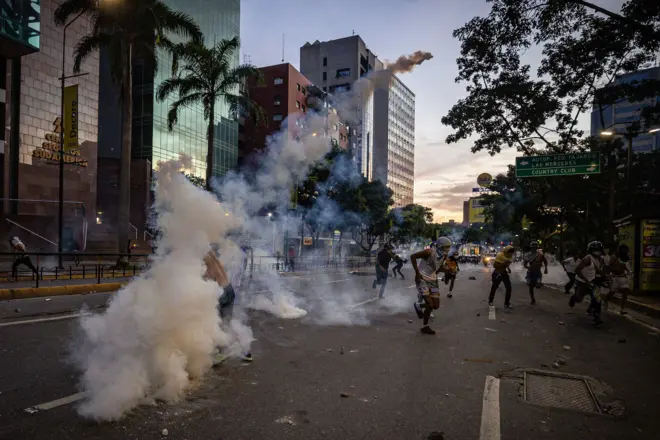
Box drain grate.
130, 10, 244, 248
523, 372, 600, 414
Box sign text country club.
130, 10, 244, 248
515, 152, 601, 177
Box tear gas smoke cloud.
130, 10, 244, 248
72, 48, 432, 421
385, 50, 434, 74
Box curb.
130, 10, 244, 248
0, 282, 126, 301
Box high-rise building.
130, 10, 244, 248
300, 36, 383, 178
2, 0, 100, 251
591, 66, 660, 152
239, 63, 347, 167
373, 71, 415, 206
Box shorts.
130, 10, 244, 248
611, 276, 630, 291
218, 284, 236, 319
416, 279, 440, 309
443, 272, 456, 284
526, 271, 542, 286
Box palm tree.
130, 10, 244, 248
156, 37, 266, 191
54, 0, 203, 256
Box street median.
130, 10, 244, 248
0, 282, 127, 301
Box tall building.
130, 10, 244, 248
300, 36, 383, 178
372, 71, 415, 206
591, 66, 660, 152
97, 0, 240, 235
2, 0, 100, 251
239, 63, 347, 167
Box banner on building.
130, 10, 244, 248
63, 85, 79, 153
641, 219, 660, 291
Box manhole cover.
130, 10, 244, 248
524, 371, 600, 414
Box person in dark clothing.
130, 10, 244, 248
523, 241, 548, 305
392, 254, 407, 279
489, 245, 514, 308
373, 244, 394, 298
9, 237, 38, 280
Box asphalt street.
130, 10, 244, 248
0, 263, 659, 440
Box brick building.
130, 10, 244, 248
239, 63, 347, 167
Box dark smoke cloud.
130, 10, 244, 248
385, 50, 434, 74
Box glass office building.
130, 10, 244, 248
132, 0, 240, 179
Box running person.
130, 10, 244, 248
443, 250, 460, 298
204, 247, 253, 363
570, 241, 606, 325
392, 254, 407, 279
489, 245, 515, 308
605, 244, 631, 315
373, 244, 394, 298
561, 251, 580, 294
410, 236, 452, 335
9, 236, 38, 280
523, 241, 548, 305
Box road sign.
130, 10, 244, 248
477, 173, 492, 187
516, 152, 600, 177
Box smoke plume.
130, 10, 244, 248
385, 50, 433, 74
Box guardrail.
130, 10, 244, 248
0, 252, 150, 288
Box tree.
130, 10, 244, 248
388, 204, 434, 245
55, 0, 202, 255
351, 179, 394, 254
157, 37, 266, 191
442, 0, 660, 156
184, 173, 205, 189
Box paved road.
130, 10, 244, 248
0, 264, 659, 439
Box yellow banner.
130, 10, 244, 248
468, 197, 485, 223
63, 85, 79, 153
641, 219, 660, 291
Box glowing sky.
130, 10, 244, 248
241, 0, 615, 222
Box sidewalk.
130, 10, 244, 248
0, 276, 132, 300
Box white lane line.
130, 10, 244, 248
0, 313, 82, 328
322, 278, 351, 284
25, 391, 88, 413
488, 306, 496, 320
351, 297, 380, 308
479, 376, 501, 440
407, 284, 416, 289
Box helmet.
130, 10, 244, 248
587, 241, 604, 256
530, 241, 539, 250
434, 237, 452, 256
503, 245, 515, 255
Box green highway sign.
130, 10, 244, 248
515, 152, 601, 178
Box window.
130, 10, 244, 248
273, 114, 283, 121
273, 95, 282, 106
301, 87, 306, 95
296, 101, 300, 108
296, 83, 301, 91
274, 78, 284, 85
323, 57, 327, 66
322, 71, 327, 81
301, 105, 306, 112
336, 68, 351, 78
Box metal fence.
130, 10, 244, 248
0, 252, 150, 288
248, 256, 371, 274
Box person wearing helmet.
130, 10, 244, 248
373, 244, 394, 298
570, 241, 606, 325
442, 249, 460, 298
489, 245, 515, 308
410, 236, 452, 335
523, 241, 548, 305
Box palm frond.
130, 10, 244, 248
167, 92, 204, 131
212, 37, 240, 71
156, 76, 205, 102
53, 0, 96, 26
224, 93, 267, 127
151, 2, 204, 43
218, 63, 264, 92
73, 33, 114, 73
171, 41, 209, 76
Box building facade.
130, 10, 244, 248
300, 36, 383, 178
240, 63, 347, 167
590, 66, 660, 153
372, 71, 415, 207
2, 0, 100, 252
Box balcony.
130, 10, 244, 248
1, 0, 40, 57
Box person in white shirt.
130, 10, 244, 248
9, 236, 38, 280
570, 241, 606, 326
561, 252, 580, 294
605, 244, 632, 315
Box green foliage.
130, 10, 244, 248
389, 204, 434, 245
184, 173, 206, 189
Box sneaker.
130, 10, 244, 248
372, 280, 377, 289
488, 301, 494, 307
420, 326, 436, 335
212, 352, 227, 366
413, 302, 424, 319
400, 276, 405, 280
241, 352, 253, 362
569, 295, 576, 308
447, 293, 453, 298
504, 303, 512, 309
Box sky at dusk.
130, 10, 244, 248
240, 0, 619, 222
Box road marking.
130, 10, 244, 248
489, 306, 496, 320
407, 284, 416, 289
25, 391, 88, 413
322, 278, 351, 284
351, 297, 380, 308
479, 376, 501, 440
0, 313, 82, 328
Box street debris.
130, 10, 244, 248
340, 392, 350, 398
24, 407, 38, 414
476, 313, 481, 317
485, 328, 497, 332
427, 431, 445, 440
349, 349, 358, 353
556, 358, 566, 366
340, 347, 344, 354
541, 363, 549, 367
14, 308, 20, 313
161, 428, 169, 436
617, 338, 627, 343
563, 345, 571, 351
408, 319, 413, 323
552, 362, 560, 369
558, 321, 565, 326
501, 319, 507, 323
464, 358, 493, 363
44, 298, 52, 302
275, 416, 296, 425
468, 276, 476, 280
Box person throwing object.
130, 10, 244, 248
410, 236, 452, 335
9, 236, 38, 281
